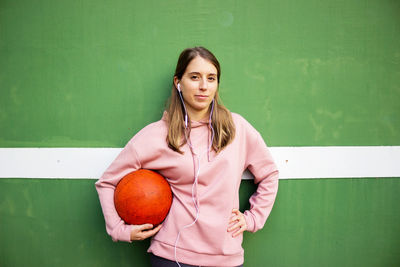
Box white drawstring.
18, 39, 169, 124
174, 153, 201, 267
207, 100, 215, 162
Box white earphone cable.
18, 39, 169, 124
174, 88, 215, 267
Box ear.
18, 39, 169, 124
173, 76, 180, 90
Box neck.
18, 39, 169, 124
187, 108, 210, 122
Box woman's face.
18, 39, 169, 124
174, 56, 219, 120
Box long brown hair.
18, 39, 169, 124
166, 47, 235, 154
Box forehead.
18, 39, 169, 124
185, 56, 217, 75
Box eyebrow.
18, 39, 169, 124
187, 71, 217, 76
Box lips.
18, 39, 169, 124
195, 95, 208, 98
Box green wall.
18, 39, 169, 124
1, 0, 399, 266
1, 178, 399, 267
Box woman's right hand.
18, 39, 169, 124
130, 224, 162, 241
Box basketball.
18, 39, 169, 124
114, 169, 172, 226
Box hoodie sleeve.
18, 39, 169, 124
95, 137, 142, 242
242, 127, 279, 233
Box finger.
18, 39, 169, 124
232, 209, 240, 215
229, 215, 239, 224
229, 211, 242, 222
227, 222, 241, 232
230, 220, 247, 236
227, 221, 236, 229
228, 216, 242, 228
227, 217, 245, 231
151, 224, 162, 233
232, 225, 246, 237
138, 224, 154, 231
229, 213, 244, 228
230, 209, 239, 217
140, 224, 162, 239
229, 209, 242, 219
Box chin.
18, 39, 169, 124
195, 104, 211, 111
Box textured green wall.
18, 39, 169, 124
1, 179, 399, 267
1, 0, 399, 147
1, 0, 399, 266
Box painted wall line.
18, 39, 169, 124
0, 146, 399, 179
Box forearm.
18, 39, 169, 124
95, 182, 133, 242
244, 169, 279, 232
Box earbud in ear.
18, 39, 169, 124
177, 83, 181, 92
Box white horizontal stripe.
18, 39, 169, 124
0, 147, 399, 179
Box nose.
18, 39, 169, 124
199, 77, 208, 91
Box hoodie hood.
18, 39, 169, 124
161, 111, 216, 161
162, 111, 211, 128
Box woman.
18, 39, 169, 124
95, 47, 279, 267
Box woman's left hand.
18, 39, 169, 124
227, 208, 247, 237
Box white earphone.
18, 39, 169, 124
177, 82, 188, 128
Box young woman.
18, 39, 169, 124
95, 47, 279, 267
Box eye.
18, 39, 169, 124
191, 75, 199, 80
208, 76, 216, 81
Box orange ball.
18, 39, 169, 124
114, 169, 172, 225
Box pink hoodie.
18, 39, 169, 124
95, 112, 279, 266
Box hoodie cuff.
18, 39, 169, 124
111, 222, 133, 243
243, 211, 256, 233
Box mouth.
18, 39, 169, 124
195, 95, 208, 98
